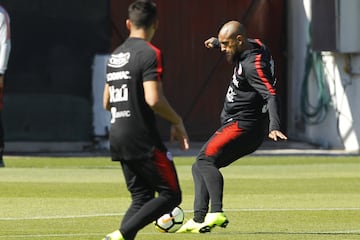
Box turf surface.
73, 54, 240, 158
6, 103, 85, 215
0, 155, 360, 239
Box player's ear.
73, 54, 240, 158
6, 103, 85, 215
236, 35, 243, 45
126, 19, 131, 30
151, 20, 159, 32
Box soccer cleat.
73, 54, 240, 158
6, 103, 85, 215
176, 219, 211, 233
204, 212, 229, 228
102, 230, 124, 240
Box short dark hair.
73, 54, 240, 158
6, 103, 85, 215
128, 0, 157, 29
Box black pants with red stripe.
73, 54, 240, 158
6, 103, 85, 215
119, 148, 181, 240
192, 120, 267, 223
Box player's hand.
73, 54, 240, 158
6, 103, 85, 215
268, 130, 287, 141
204, 37, 217, 48
170, 122, 190, 151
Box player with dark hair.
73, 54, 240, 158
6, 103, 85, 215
0, 5, 11, 167
102, 1, 189, 239
177, 20, 287, 233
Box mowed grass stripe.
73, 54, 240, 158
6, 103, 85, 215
1, 207, 360, 221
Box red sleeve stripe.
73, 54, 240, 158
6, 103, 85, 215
254, 38, 262, 46
147, 42, 163, 82
255, 54, 275, 95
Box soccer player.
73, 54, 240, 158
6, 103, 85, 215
0, 5, 11, 168
177, 20, 287, 233
102, 1, 189, 240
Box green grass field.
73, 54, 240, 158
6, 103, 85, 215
1, 155, 360, 239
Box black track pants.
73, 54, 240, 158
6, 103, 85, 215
192, 121, 266, 222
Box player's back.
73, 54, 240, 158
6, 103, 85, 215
106, 38, 164, 161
